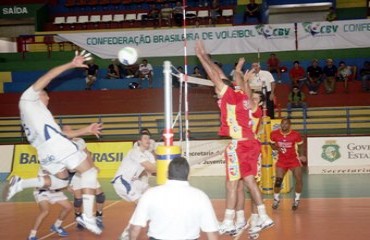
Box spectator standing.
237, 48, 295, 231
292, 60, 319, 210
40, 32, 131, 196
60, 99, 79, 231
143, 4, 160, 27
337, 61, 352, 93
289, 61, 306, 89
243, 0, 261, 24
306, 59, 323, 95
249, 62, 276, 119
360, 61, 370, 92
209, 0, 221, 26
323, 58, 338, 94
137, 59, 154, 88
173, 66, 183, 88
85, 60, 99, 90
267, 53, 281, 81
129, 157, 219, 240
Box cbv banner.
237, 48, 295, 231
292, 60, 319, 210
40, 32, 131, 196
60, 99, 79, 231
297, 19, 370, 50
58, 24, 296, 59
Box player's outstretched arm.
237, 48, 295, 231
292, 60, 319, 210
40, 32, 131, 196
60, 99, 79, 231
234, 57, 245, 91
62, 122, 103, 139
195, 41, 224, 94
32, 50, 92, 92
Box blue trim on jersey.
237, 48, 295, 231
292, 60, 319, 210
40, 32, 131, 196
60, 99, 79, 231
44, 124, 78, 149
111, 175, 132, 194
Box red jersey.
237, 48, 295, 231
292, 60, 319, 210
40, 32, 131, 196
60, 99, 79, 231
289, 66, 305, 80
270, 129, 303, 163
218, 86, 256, 139
267, 57, 280, 68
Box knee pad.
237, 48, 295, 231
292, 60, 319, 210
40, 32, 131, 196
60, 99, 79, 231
74, 198, 83, 208
96, 192, 106, 204
274, 177, 283, 189
49, 175, 69, 190
80, 167, 98, 189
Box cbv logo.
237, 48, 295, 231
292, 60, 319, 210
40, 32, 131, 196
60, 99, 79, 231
302, 22, 338, 36
255, 25, 291, 39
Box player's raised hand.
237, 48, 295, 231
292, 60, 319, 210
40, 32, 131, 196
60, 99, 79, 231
72, 50, 92, 68
88, 122, 103, 139
243, 68, 255, 82
195, 40, 206, 57
236, 57, 245, 72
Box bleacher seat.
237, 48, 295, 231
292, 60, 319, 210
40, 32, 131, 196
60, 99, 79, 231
53, 16, 65, 29
101, 14, 113, 28
197, 10, 209, 24
221, 8, 233, 24
65, 16, 77, 28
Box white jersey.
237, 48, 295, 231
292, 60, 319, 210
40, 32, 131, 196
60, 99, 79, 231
133, 139, 156, 153
114, 147, 155, 183
19, 86, 64, 147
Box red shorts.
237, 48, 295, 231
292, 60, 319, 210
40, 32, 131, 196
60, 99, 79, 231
225, 139, 261, 181
276, 158, 301, 171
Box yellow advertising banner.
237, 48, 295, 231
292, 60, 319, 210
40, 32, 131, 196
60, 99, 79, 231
87, 142, 132, 178
12, 144, 39, 178
11, 142, 133, 179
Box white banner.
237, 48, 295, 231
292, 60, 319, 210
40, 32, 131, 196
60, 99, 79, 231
58, 24, 296, 59
298, 19, 370, 50
307, 136, 370, 174
0, 145, 14, 172
171, 140, 229, 176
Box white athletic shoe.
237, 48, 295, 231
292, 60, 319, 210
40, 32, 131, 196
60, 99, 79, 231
218, 221, 236, 235
3, 175, 23, 201
76, 213, 102, 235
248, 216, 274, 235
118, 228, 129, 240
232, 221, 249, 237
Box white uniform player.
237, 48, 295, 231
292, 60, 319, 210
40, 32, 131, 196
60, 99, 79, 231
3, 51, 103, 235
112, 146, 155, 202
113, 132, 157, 240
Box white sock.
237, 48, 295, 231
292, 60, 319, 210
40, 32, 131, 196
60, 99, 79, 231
295, 193, 301, 201
257, 204, 268, 219
274, 193, 280, 201
250, 213, 259, 226
54, 219, 63, 228
82, 194, 95, 218
223, 209, 235, 224
236, 210, 245, 224
21, 177, 45, 189
29, 230, 37, 238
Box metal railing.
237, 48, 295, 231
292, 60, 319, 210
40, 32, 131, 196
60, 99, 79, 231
1, 107, 370, 144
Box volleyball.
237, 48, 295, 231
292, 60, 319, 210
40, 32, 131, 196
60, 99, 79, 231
118, 47, 138, 65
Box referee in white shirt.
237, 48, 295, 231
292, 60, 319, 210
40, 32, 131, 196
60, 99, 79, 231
249, 62, 276, 119
129, 157, 219, 240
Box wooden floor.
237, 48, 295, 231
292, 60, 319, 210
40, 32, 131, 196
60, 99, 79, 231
1, 173, 370, 240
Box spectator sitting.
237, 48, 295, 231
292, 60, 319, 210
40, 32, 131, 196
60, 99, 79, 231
190, 66, 204, 87
287, 85, 308, 119
289, 61, 306, 89
105, 59, 121, 79
209, 0, 221, 26
137, 59, 154, 88
243, 0, 261, 24
85, 60, 99, 90
326, 7, 337, 21
337, 61, 352, 93
160, 3, 173, 27
173, 1, 183, 27
323, 58, 338, 94
143, 4, 160, 27
360, 61, 370, 92
173, 66, 183, 88
306, 59, 323, 95
122, 63, 139, 79
267, 53, 281, 80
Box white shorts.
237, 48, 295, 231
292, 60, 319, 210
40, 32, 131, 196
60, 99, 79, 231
37, 134, 87, 175
33, 189, 68, 204
112, 176, 149, 202
70, 173, 101, 191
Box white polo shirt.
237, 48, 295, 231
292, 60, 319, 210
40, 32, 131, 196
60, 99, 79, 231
130, 180, 219, 239
249, 70, 275, 92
